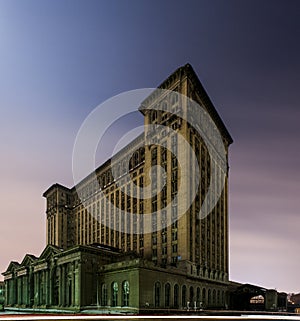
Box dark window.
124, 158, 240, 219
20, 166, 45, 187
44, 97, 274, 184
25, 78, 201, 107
189, 286, 194, 302
182, 285, 187, 308
174, 284, 179, 308
165, 283, 170, 307
154, 282, 161, 307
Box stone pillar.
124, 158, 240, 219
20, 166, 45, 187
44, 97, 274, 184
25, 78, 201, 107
29, 273, 33, 307
36, 273, 40, 306
10, 280, 13, 305
8, 280, 11, 305
8, 280, 12, 305
23, 276, 27, 306
58, 266, 63, 306
74, 261, 81, 307
50, 268, 54, 306
65, 264, 69, 306
38, 272, 41, 306
43, 270, 46, 306
33, 273, 37, 306
72, 262, 76, 307
17, 277, 21, 305
62, 265, 66, 306
40, 271, 44, 306
5, 280, 9, 305
45, 270, 48, 306
11, 279, 15, 305
20, 276, 23, 305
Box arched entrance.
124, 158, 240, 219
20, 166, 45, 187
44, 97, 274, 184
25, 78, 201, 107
230, 284, 266, 311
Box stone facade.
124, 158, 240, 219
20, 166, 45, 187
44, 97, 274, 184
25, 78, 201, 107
2, 244, 138, 311
43, 63, 232, 277
2, 64, 235, 313
2, 244, 230, 312
2, 244, 229, 312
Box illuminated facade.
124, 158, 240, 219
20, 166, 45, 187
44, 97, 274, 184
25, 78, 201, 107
2, 64, 233, 312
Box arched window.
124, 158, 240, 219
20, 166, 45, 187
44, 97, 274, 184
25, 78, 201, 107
101, 174, 106, 188
202, 288, 206, 306
129, 158, 134, 170
122, 281, 129, 306
174, 284, 179, 308
151, 110, 157, 122
111, 282, 118, 307
107, 171, 111, 184
197, 287, 201, 304
154, 282, 161, 307
208, 289, 211, 307
162, 101, 168, 111
165, 283, 170, 308
217, 290, 220, 305
140, 147, 145, 161
189, 286, 194, 303
101, 283, 107, 306
182, 285, 187, 308
250, 295, 265, 304
213, 289, 216, 306
133, 152, 139, 167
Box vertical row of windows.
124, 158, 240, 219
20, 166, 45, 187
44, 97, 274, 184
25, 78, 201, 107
150, 135, 179, 266
171, 135, 178, 264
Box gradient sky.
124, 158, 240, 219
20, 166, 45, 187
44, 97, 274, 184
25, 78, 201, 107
0, 0, 299, 293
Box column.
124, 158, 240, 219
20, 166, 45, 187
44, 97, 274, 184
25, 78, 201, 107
61, 265, 66, 306
8, 280, 12, 305
37, 272, 40, 306
74, 261, 81, 307
29, 273, 34, 307
17, 277, 21, 305
44, 270, 48, 306
65, 264, 69, 306
49, 269, 52, 306
40, 271, 44, 305
22, 276, 26, 306
45, 270, 48, 306
37, 272, 41, 306
33, 273, 37, 306
8, 280, 11, 305
12, 278, 15, 305
5, 280, 9, 305
58, 266, 63, 306
5, 281, 9, 305
72, 262, 76, 307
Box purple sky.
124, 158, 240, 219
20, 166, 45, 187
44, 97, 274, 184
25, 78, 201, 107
0, 0, 299, 293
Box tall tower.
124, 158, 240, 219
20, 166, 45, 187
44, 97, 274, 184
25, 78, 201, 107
43, 184, 74, 249
141, 64, 232, 279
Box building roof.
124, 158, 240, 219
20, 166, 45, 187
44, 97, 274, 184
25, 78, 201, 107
43, 183, 71, 198
141, 63, 233, 144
